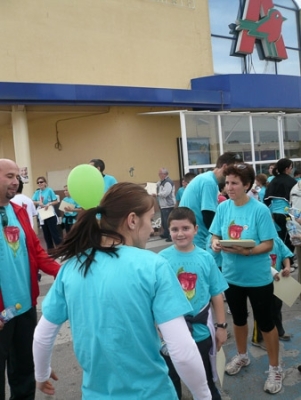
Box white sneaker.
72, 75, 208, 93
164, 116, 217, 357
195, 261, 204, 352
225, 354, 250, 375
264, 366, 283, 394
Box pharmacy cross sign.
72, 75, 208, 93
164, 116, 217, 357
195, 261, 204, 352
229, 0, 288, 61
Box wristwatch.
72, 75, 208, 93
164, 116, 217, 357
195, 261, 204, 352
215, 322, 228, 329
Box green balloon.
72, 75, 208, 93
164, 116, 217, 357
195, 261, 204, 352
67, 164, 105, 210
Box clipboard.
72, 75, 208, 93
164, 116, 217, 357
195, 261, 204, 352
145, 182, 157, 196
219, 239, 256, 248
37, 205, 55, 220
59, 200, 75, 212
273, 274, 301, 307
216, 347, 226, 387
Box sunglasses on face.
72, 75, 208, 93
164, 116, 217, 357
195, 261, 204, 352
37, 181, 45, 184
0, 207, 8, 228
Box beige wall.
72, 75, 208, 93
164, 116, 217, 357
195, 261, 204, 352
0, 0, 213, 88
0, 106, 182, 195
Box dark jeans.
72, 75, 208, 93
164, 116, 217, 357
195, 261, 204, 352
162, 336, 221, 400
160, 207, 174, 239
42, 215, 62, 250
0, 307, 37, 400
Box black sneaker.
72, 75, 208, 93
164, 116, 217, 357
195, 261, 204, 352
165, 238, 172, 242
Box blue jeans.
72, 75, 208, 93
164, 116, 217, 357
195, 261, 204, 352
160, 207, 174, 239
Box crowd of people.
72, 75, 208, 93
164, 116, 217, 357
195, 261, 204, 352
0, 154, 300, 399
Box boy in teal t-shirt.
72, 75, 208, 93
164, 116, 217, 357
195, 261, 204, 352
159, 207, 228, 400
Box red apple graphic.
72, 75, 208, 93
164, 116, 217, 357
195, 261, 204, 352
228, 223, 244, 239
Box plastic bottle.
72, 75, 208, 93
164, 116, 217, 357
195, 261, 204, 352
0, 303, 22, 323
286, 218, 301, 246
284, 207, 301, 219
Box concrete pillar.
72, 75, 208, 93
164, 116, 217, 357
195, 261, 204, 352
11, 105, 34, 197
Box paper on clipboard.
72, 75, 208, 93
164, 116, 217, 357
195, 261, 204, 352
37, 205, 55, 220
145, 182, 157, 196
59, 200, 75, 212
273, 274, 301, 307
216, 347, 226, 387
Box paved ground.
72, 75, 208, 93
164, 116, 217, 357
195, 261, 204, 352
5, 233, 301, 399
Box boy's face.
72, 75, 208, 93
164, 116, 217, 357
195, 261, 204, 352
169, 218, 197, 252
64, 188, 69, 196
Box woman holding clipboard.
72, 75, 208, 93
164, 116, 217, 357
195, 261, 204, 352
210, 163, 283, 395
32, 176, 61, 253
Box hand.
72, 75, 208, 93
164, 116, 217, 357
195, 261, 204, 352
0, 320, 4, 331
281, 268, 290, 277
64, 206, 74, 212
211, 238, 222, 252
215, 328, 228, 351
36, 370, 58, 395
220, 245, 246, 255
274, 272, 280, 281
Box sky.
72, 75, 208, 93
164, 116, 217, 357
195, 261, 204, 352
295, 0, 301, 7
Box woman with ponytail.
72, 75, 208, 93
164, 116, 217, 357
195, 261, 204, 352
33, 182, 211, 400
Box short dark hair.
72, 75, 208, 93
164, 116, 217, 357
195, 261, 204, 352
216, 152, 243, 168
294, 169, 301, 177
183, 172, 196, 183
17, 178, 23, 194
90, 159, 105, 173
168, 206, 196, 227
224, 163, 255, 192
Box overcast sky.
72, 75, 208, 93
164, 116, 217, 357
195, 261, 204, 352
295, 0, 301, 7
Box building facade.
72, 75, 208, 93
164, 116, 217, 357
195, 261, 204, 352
0, 0, 300, 196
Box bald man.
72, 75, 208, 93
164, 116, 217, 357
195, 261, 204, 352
0, 159, 60, 400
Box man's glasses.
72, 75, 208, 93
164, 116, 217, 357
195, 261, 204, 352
0, 207, 8, 228
37, 181, 45, 184
233, 164, 247, 170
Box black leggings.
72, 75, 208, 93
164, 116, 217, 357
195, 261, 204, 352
226, 283, 275, 332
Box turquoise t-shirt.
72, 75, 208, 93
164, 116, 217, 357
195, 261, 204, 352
258, 187, 266, 203
175, 187, 185, 203
210, 197, 278, 287
104, 174, 117, 192
269, 198, 290, 214
42, 246, 192, 400
159, 245, 228, 343
0, 204, 31, 314
180, 171, 218, 249
62, 196, 80, 225
32, 187, 57, 205
270, 236, 293, 272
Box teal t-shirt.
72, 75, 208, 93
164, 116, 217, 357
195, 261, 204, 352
270, 236, 293, 272
180, 171, 218, 249
104, 174, 117, 192
210, 197, 278, 287
32, 187, 57, 205
175, 187, 185, 202
159, 245, 228, 342
42, 246, 192, 400
0, 204, 31, 314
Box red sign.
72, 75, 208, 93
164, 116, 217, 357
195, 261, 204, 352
233, 0, 287, 61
